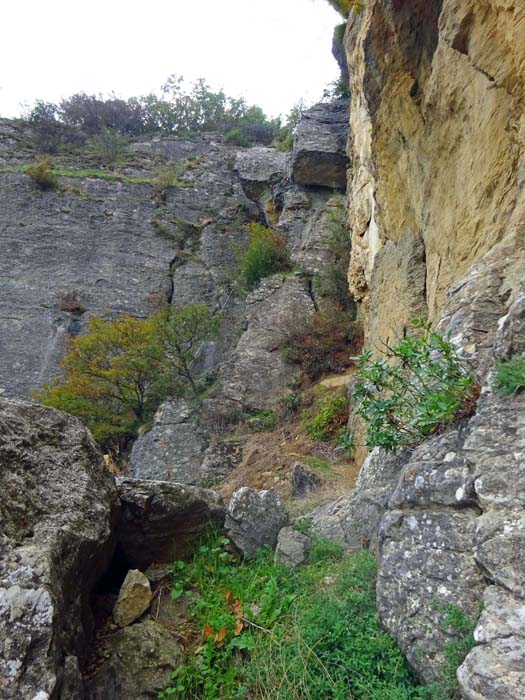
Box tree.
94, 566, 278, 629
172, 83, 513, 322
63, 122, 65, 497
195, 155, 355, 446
36, 315, 170, 449
155, 304, 221, 397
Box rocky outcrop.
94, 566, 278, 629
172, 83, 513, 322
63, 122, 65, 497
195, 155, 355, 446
345, 0, 525, 350
116, 477, 225, 569
0, 399, 119, 700
291, 99, 349, 189
128, 400, 207, 483
225, 488, 289, 558
314, 233, 525, 692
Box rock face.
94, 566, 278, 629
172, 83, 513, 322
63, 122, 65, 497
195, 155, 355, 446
85, 619, 181, 700
313, 237, 525, 691
113, 570, 152, 628
0, 399, 118, 700
225, 488, 289, 558
128, 400, 207, 483
291, 463, 322, 498
116, 477, 225, 569
345, 0, 525, 349
291, 99, 349, 189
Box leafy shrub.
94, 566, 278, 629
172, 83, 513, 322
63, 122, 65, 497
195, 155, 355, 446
89, 127, 128, 165
283, 303, 359, 379
493, 354, 525, 394
274, 101, 304, 152
236, 223, 291, 290
25, 157, 58, 190
245, 408, 276, 432
354, 319, 476, 451
223, 127, 250, 147
36, 305, 220, 449
302, 389, 349, 441
160, 533, 432, 700
324, 0, 364, 17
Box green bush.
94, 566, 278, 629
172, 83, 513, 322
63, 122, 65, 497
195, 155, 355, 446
89, 127, 128, 165
223, 128, 250, 147
160, 532, 434, 700
245, 408, 276, 432
302, 389, 349, 441
25, 157, 58, 190
324, 0, 364, 17
236, 223, 291, 290
354, 319, 476, 451
493, 354, 525, 394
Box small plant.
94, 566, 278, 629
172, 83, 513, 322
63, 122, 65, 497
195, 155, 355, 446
236, 223, 291, 290
283, 303, 358, 379
223, 127, 250, 147
493, 353, 525, 394
281, 392, 302, 413
354, 319, 476, 451
245, 408, 276, 432
25, 157, 58, 190
89, 127, 128, 165
302, 389, 349, 441
336, 430, 355, 456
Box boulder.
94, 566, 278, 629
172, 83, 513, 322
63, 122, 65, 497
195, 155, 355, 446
113, 570, 152, 627
116, 478, 225, 569
0, 399, 119, 700
291, 99, 349, 189
275, 527, 311, 567
85, 619, 181, 700
235, 146, 289, 199
128, 400, 207, 483
225, 488, 289, 558
291, 463, 322, 497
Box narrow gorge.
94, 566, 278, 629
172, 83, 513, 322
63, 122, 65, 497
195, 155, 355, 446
1, 1, 524, 699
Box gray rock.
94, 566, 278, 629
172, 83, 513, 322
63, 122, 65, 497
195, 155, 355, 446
116, 477, 224, 569
291, 99, 349, 189
0, 399, 118, 700
291, 463, 322, 497
225, 488, 289, 558
113, 570, 152, 627
128, 400, 207, 483
235, 146, 289, 199
275, 527, 311, 567
220, 275, 315, 411
85, 619, 182, 700
200, 440, 243, 484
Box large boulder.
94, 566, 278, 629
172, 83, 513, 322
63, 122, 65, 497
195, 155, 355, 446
116, 478, 225, 569
291, 99, 349, 189
128, 400, 207, 483
85, 619, 181, 700
235, 146, 289, 200
0, 399, 119, 700
225, 488, 289, 558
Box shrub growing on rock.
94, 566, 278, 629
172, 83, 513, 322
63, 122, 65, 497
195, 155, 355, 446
25, 157, 59, 190
354, 319, 476, 451
493, 353, 525, 394
236, 223, 291, 290
302, 389, 349, 442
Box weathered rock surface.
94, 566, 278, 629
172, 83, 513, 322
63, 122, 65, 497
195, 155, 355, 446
0, 399, 118, 700
225, 488, 289, 558
113, 570, 152, 628
291, 463, 322, 497
128, 400, 207, 483
116, 477, 225, 569
274, 527, 310, 567
200, 439, 244, 484
85, 619, 181, 700
291, 99, 349, 189
235, 146, 289, 200
346, 0, 525, 349
220, 275, 315, 411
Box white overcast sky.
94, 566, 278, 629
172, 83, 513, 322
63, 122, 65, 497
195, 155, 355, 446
0, 0, 341, 120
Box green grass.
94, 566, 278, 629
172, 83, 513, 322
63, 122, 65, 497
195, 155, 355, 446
0, 163, 193, 187
160, 532, 440, 700
493, 354, 525, 395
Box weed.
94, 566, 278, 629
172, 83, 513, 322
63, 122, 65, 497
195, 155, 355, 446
303, 455, 335, 475
245, 409, 277, 432
302, 389, 349, 442
25, 157, 58, 190
161, 533, 433, 700
236, 223, 291, 291
493, 354, 525, 395
354, 318, 476, 451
